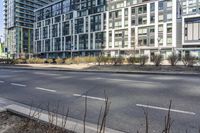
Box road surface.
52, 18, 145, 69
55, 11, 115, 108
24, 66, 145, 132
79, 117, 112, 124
0, 68, 199, 132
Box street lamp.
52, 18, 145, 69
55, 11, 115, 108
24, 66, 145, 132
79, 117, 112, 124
71, 45, 73, 59
157, 37, 161, 55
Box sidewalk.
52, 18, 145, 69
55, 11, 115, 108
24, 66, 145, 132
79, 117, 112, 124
0, 64, 200, 76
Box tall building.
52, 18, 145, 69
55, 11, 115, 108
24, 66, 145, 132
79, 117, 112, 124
33, 0, 182, 59
179, 0, 200, 57
4, 0, 58, 58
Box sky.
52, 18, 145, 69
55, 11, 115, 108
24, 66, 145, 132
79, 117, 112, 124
0, 1, 4, 41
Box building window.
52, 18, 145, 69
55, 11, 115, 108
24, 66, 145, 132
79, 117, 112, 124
150, 3, 155, 12
35, 29, 39, 40
44, 6, 52, 19
52, 2, 62, 17
63, 21, 70, 36
138, 5, 147, 14
75, 18, 84, 33
138, 16, 147, 25
43, 27, 48, 39
131, 7, 135, 15
166, 12, 172, 21
91, 33, 94, 49
79, 34, 88, 50
131, 17, 136, 25
37, 22, 41, 28
52, 24, 58, 37
54, 16, 61, 23
63, 0, 71, 13
125, 8, 128, 16
166, 1, 172, 8
158, 1, 164, 10
45, 39, 51, 52
37, 41, 41, 52
149, 27, 155, 34
36, 10, 43, 21
159, 14, 164, 22
167, 23, 172, 34
150, 38, 155, 46
184, 17, 200, 41
150, 15, 155, 23
65, 36, 72, 50
167, 36, 172, 45
90, 15, 101, 31
45, 19, 51, 26
131, 28, 135, 48
138, 37, 148, 46
158, 25, 163, 33
54, 37, 61, 51
95, 32, 104, 49
158, 36, 163, 45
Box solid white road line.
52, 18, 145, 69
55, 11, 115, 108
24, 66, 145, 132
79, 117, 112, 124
11, 83, 26, 87
96, 77, 154, 84
35, 87, 56, 93
136, 104, 196, 115
0, 81, 5, 83
73, 94, 106, 101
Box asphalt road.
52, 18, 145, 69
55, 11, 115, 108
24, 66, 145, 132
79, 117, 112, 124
0, 68, 200, 133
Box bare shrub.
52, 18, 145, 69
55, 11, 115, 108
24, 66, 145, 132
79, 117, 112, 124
167, 53, 179, 66
0, 59, 15, 64
137, 101, 174, 133
111, 56, 124, 65
55, 58, 64, 64
27, 58, 45, 64
162, 100, 173, 133
152, 54, 163, 66
15, 58, 26, 64
182, 55, 197, 67
96, 55, 103, 66
127, 56, 136, 64
139, 55, 148, 66
83, 95, 87, 133
64, 58, 74, 64
97, 91, 111, 133
46, 58, 53, 64
84, 56, 96, 64
101, 56, 110, 65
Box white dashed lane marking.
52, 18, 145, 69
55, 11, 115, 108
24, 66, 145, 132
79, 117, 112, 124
11, 83, 27, 87
73, 94, 106, 101
35, 87, 56, 93
136, 104, 196, 115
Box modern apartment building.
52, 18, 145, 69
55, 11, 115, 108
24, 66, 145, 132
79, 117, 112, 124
4, 0, 58, 58
33, 0, 183, 59
180, 0, 200, 57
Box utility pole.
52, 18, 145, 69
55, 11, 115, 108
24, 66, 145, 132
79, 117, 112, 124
71, 45, 73, 59
157, 37, 161, 55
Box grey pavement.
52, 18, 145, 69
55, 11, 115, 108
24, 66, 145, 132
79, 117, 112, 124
0, 68, 200, 132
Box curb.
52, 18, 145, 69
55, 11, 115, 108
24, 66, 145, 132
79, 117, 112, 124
0, 65, 200, 76
0, 97, 124, 133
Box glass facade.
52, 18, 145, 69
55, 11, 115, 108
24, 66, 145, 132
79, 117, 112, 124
4, 0, 57, 58
33, 0, 179, 58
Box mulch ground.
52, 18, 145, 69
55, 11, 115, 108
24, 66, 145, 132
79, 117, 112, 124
0, 112, 73, 133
